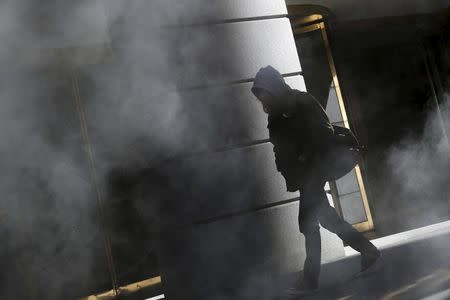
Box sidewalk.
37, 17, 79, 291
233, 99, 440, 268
137, 221, 450, 300
285, 220, 450, 300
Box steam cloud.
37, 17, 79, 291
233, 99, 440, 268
384, 87, 450, 231
1, 1, 448, 300
0, 1, 253, 299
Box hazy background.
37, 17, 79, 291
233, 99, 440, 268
0, 1, 262, 298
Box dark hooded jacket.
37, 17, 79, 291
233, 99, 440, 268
252, 66, 359, 191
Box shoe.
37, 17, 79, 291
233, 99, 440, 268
354, 249, 382, 278
361, 249, 381, 271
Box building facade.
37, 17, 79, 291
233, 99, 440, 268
0, 1, 448, 299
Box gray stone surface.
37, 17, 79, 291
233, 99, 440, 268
162, 17, 301, 88
105, 0, 288, 26
161, 75, 306, 150
170, 142, 298, 222
157, 199, 345, 300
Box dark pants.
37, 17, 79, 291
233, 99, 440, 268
298, 179, 377, 286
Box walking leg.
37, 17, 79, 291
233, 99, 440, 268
318, 193, 380, 271
319, 202, 377, 253
302, 227, 321, 288
298, 184, 324, 289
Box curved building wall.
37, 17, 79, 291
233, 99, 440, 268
151, 1, 345, 299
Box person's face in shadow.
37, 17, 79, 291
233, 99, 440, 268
253, 88, 280, 115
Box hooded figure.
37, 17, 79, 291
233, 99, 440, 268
251, 65, 359, 191
251, 66, 288, 101
251, 66, 380, 293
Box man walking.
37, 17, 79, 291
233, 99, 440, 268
251, 66, 381, 293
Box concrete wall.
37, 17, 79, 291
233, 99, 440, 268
150, 1, 345, 299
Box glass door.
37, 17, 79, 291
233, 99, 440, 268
288, 6, 374, 232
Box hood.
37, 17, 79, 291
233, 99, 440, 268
251, 65, 289, 98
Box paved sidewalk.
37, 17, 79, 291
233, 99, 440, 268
281, 221, 450, 300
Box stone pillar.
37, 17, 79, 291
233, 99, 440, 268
152, 1, 345, 299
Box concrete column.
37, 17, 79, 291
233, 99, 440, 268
152, 1, 345, 299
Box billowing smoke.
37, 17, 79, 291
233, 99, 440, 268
328, 90, 450, 300
0, 1, 257, 299
0, 68, 98, 298
7, 1, 449, 299
383, 86, 450, 231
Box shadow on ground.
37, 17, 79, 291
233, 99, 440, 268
275, 231, 450, 300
